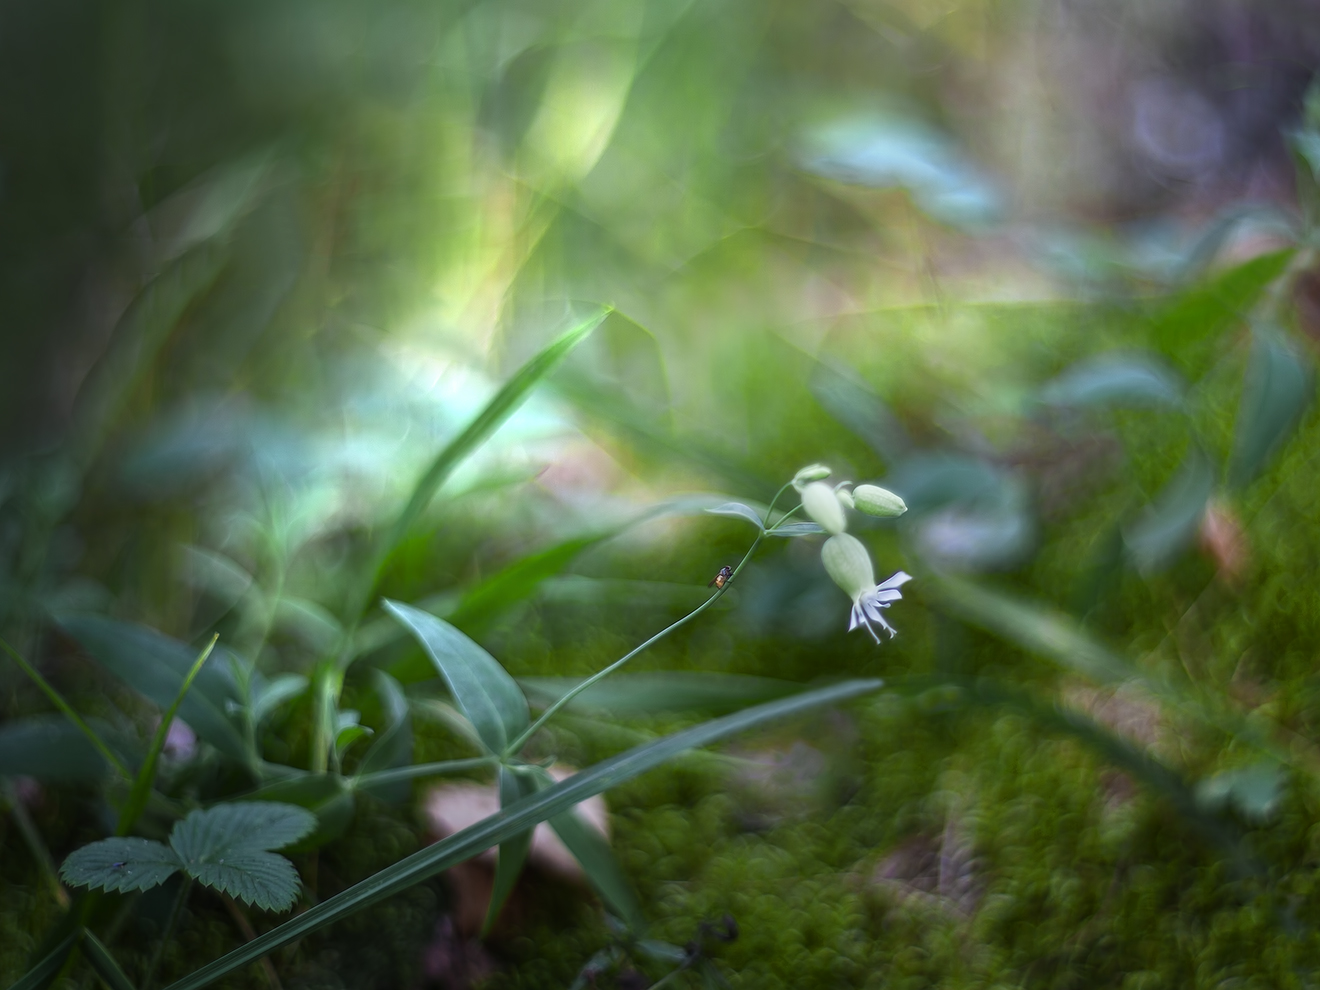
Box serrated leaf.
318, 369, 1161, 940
705, 503, 765, 528
240, 774, 355, 852
1124, 445, 1215, 572
185, 849, 302, 911
383, 600, 528, 754
1229, 326, 1313, 489
161, 679, 885, 990
171, 802, 317, 857
60, 838, 182, 894
1039, 352, 1185, 409
59, 616, 248, 762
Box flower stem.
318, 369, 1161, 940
504, 530, 767, 756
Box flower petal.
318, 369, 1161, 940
877, 570, 913, 591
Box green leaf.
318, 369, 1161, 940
536, 771, 644, 930
60, 838, 183, 894
446, 532, 614, 634
240, 774, 355, 852
519, 672, 800, 716
705, 503, 765, 529
1123, 445, 1215, 573
80, 930, 139, 990
59, 616, 248, 763
251, 674, 308, 726
1195, 762, 1286, 823
6, 931, 79, 990
482, 768, 536, 935
1039, 352, 1185, 409
809, 361, 911, 464
168, 802, 316, 911
160, 679, 884, 990
354, 671, 413, 790
1228, 325, 1313, 490
0, 716, 129, 782
383, 600, 528, 754
350, 309, 608, 621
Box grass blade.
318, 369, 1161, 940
346, 309, 609, 624
0, 636, 130, 778
80, 930, 139, 990
160, 678, 884, 990
6, 931, 80, 990
481, 769, 535, 935
117, 636, 219, 836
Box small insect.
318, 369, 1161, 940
708, 565, 733, 590
111, 862, 126, 869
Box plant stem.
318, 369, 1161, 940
143, 877, 192, 990
504, 531, 768, 757
0, 634, 131, 778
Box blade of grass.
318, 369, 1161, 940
481, 768, 536, 935
116, 636, 218, 836
351, 756, 498, 793
0, 635, 130, 778
7, 931, 80, 990
160, 678, 884, 990
81, 929, 139, 990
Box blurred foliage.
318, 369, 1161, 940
6, 0, 1320, 987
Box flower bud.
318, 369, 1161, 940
835, 486, 855, 510
821, 533, 875, 599
853, 484, 907, 518
792, 463, 832, 491
800, 481, 847, 534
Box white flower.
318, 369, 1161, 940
820, 533, 912, 643
848, 571, 913, 643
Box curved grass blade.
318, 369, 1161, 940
160, 679, 884, 990
6, 931, 80, 990
0, 635, 130, 777
347, 308, 608, 624
383, 600, 528, 754
482, 768, 536, 935
117, 636, 218, 835
80, 930, 139, 990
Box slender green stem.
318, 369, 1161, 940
143, 877, 191, 990
117, 635, 218, 836
0, 634, 131, 778
504, 531, 767, 757
351, 756, 498, 790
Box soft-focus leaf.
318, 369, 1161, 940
275, 597, 343, 654
809, 361, 912, 464
1039, 352, 1185, 409
241, 774, 355, 852
161, 679, 885, 990
765, 521, 826, 537
60, 838, 182, 894
80, 930, 139, 990
354, 670, 413, 799
705, 502, 765, 529
519, 672, 800, 715
1195, 762, 1286, 823
356, 310, 608, 618
537, 771, 643, 930
251, 674, 308, 726
1124, 445, 1215, 572
483, 768, 536, 934
0, 716, 130, 782
1228, 326, 1313, 489
59, 616, 248, 762
383, 600, 528, 754
7, 932, 79, 990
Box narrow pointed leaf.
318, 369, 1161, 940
705, 503, 765, 529
1229, 325, 1313, 489
482, 768, 535, 934
160, 679, 885, 990
1123, 445, 1215, 572
383, 600, 528, 754
80, 930, 139, 990
519, 672, 799, 716
7, 932, 80, 990
60, 838, 182, 894
544, 788, 643, 929
1039, 352, 1185, 409
355, 670, 413, 787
